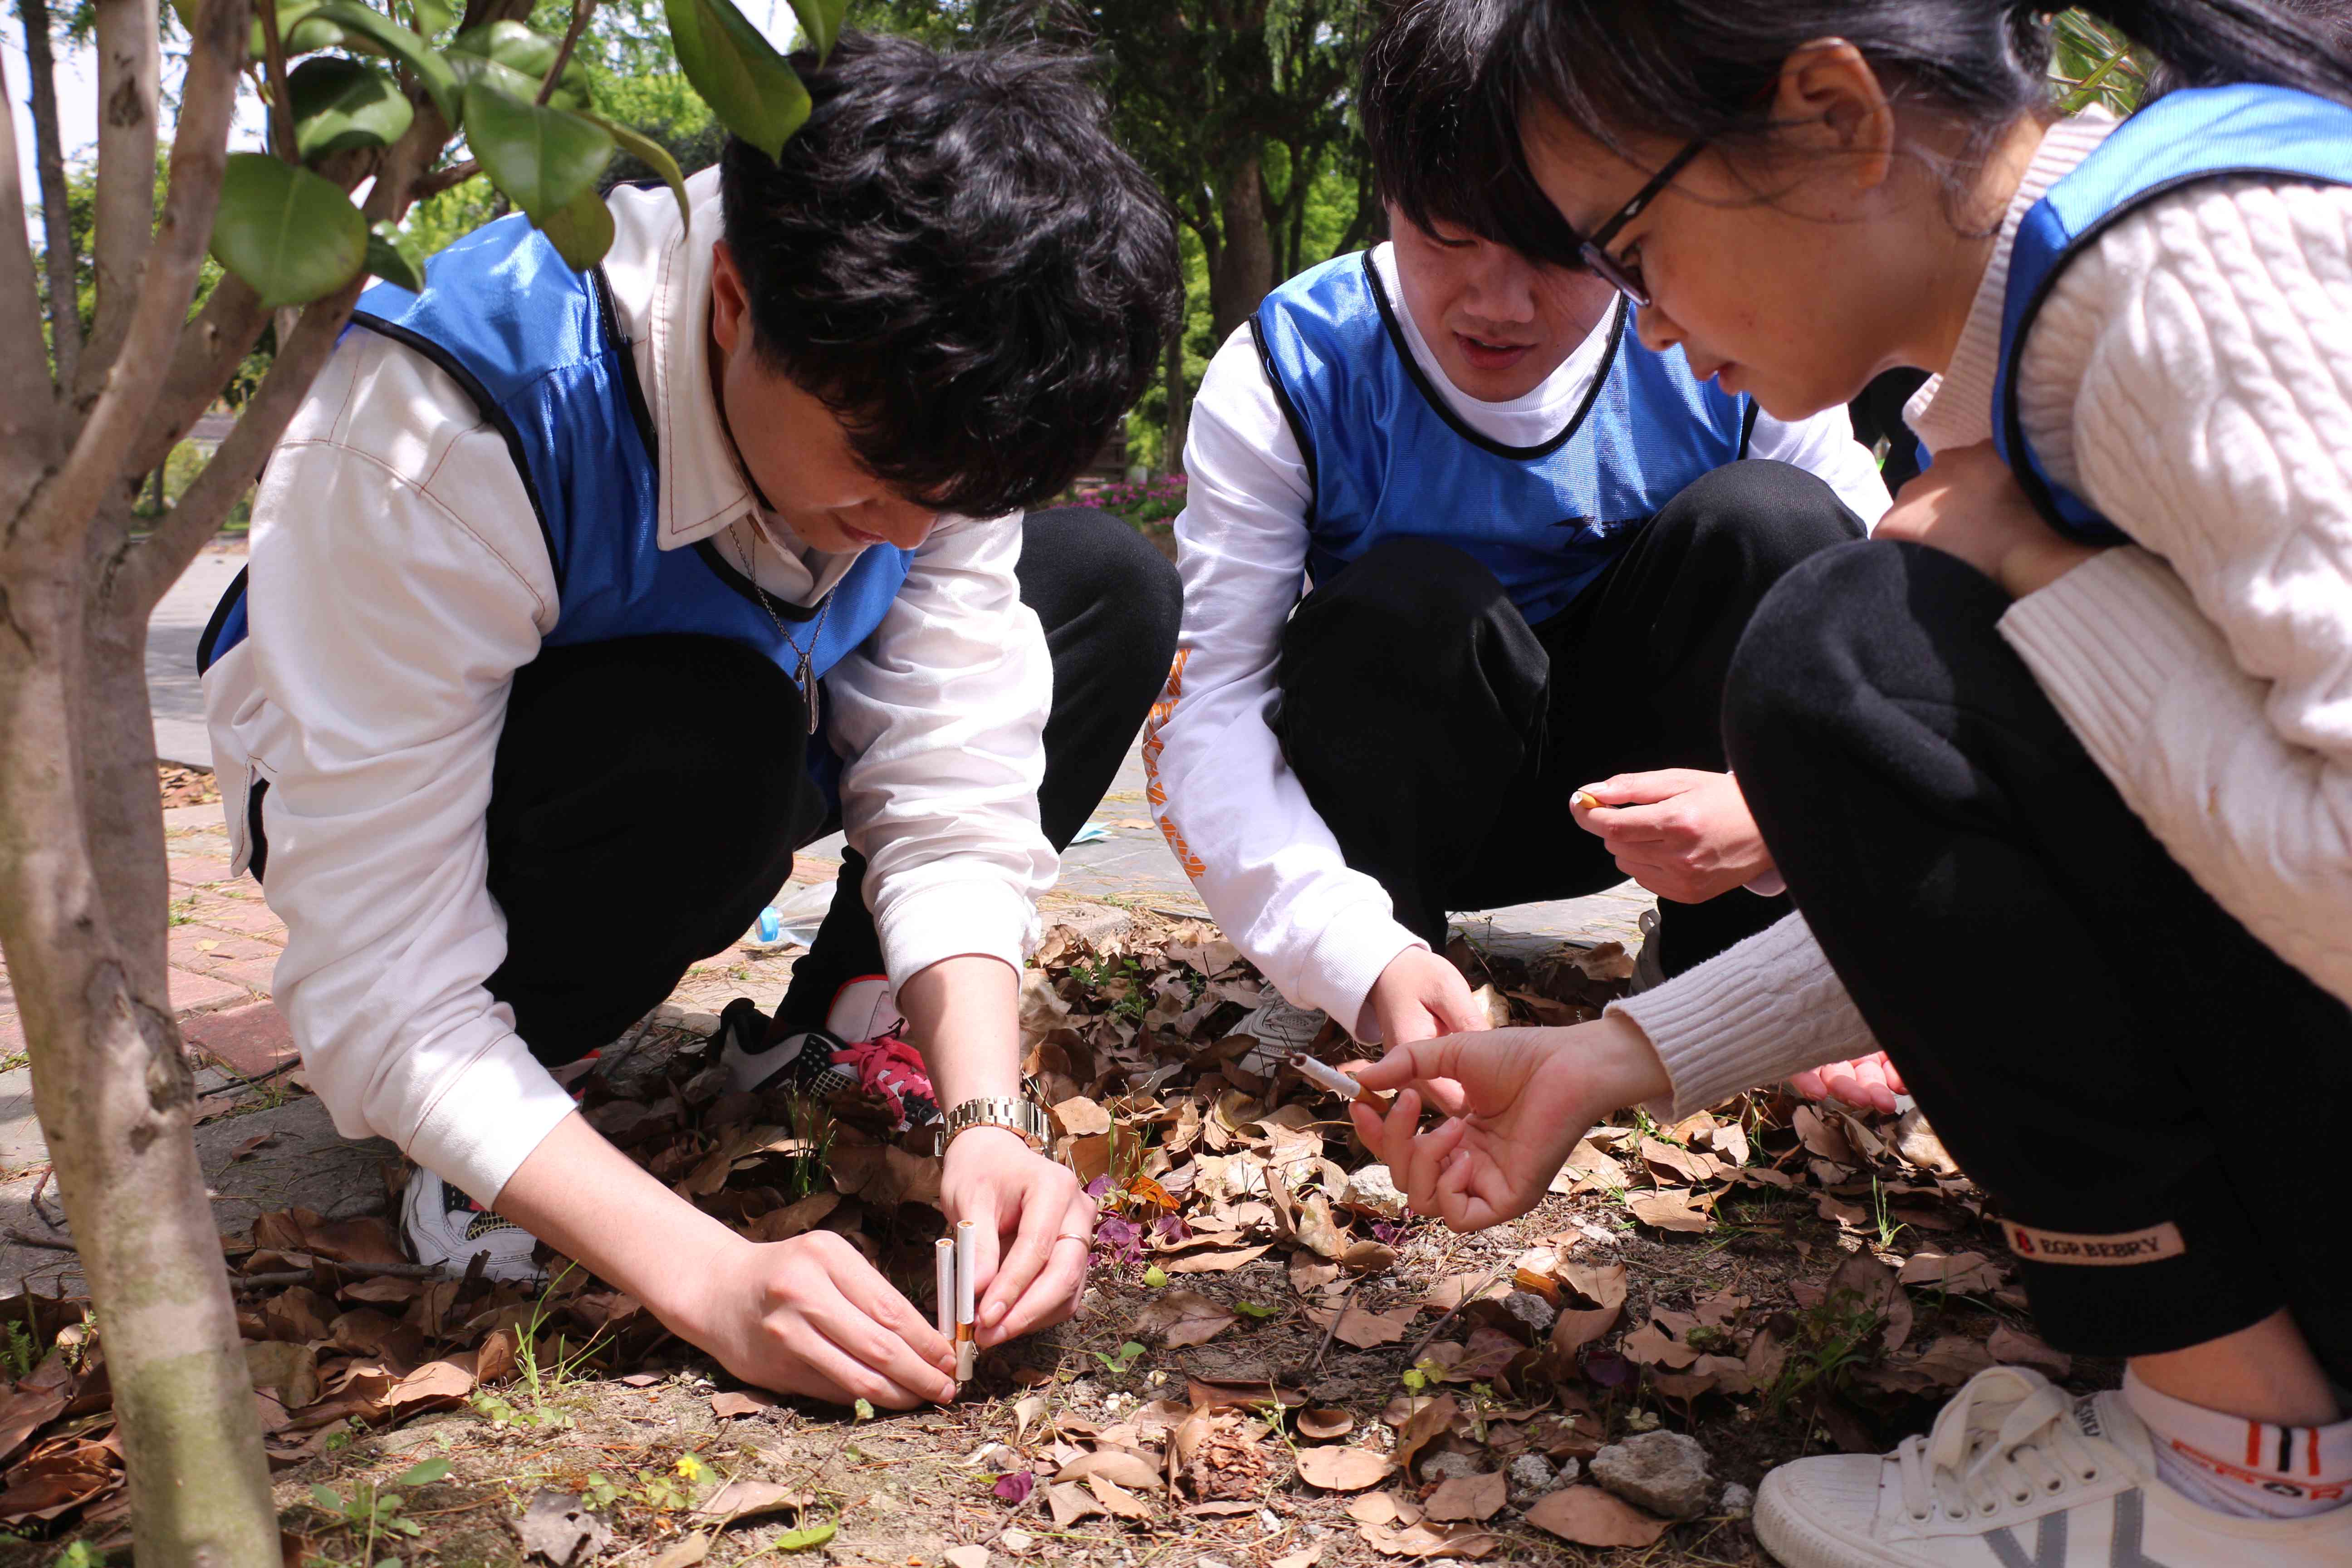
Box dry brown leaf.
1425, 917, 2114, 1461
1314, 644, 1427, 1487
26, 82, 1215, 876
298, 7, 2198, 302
1357, 1521, 1498, 1559
1340, 1240, 1399, 1274
1307, 1302, 1415, 1349
746, 1191, 840, 1243
1014, 1393, 1048, 1441
710, 1390, 776, 1419
1625, 1186, 1712, 1233
648, 1534, 711, 1568
1047, 1481, 1103, 1528
1297, 1405, 1353, 1440
1394, 1395, 1457, 1474
1053, 1097, 1112, 1137
1987, 1323, 2073, 1379
1085, 1474, 1152, 1520
1162, 1244, 1271, 1274
943, 1547, 990, 1568
1294, 1445, 1396, 1491
1897, 1249, 2005, 1295
1270, 1548, 1322, 1568
1133, 1289, 1238, 1348
1422, 1470, 1506, 1522
1524, 1486, 1671, 1548
1055, 1450, 1163, 1491
1346, 1492, 1407, 1525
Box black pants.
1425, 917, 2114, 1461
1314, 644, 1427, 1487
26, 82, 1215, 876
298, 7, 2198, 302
480, 507, 1182, 1057
1274, 461, 1864, 979
1726, 540, 2352, 1382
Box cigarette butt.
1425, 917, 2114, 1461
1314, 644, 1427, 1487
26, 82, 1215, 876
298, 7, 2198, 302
934, 1236, 955, 1341
955, 1219, 977, 1330
1290, 1052, 1398, 1117
1572, 788, 1604, 812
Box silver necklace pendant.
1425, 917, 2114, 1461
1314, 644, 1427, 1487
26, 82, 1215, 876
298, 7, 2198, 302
732, 524, 832, 736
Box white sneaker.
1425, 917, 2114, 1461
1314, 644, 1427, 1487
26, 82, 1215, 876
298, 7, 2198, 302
399, 1167, 544, 1284
1754, 1366, 2352, 1567
1230, 985, 1328, 1077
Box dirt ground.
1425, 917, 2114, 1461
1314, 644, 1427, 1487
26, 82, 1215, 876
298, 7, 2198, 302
0, 883, 2094, 1568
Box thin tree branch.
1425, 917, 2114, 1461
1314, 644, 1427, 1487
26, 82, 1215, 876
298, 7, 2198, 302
255, 0, 299, 162
23, 0, 248, 563
0, 55, 65, 478
77, 0, 163, 405
19, 0, 83, 392
535, 0, 595, 104
416, 157, 480, 197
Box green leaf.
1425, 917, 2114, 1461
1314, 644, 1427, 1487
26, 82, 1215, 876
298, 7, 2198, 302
772, 1523, 838, 1553
852, 1397, 874, 1421
463, 83, 613, 226
249, 1, 340, 59
309, 1483, 349, 1513
390, 1455, 450, 1487
663, 0, 809, 161
407, 0, 452, 36
448, 20, 592, 112
364, 221, 425, 291
582, 113, 691, 231
288, 56, 414, 157
210, 152, 370, 307
445, 51, 588, 114
306, 0, 462, 127
1234, 1301, 1280, 1319
536, 183, 616, 270
784, 0, 843, 59
1141, 1264, 1168, 1289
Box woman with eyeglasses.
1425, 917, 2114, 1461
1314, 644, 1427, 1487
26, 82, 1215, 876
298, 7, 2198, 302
1348, 2, 2352, 1565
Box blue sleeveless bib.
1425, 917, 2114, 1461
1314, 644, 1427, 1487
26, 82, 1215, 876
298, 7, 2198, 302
200, 214, 915, 791
1994, 83, 2352, 543
1253, 251, 1756, 624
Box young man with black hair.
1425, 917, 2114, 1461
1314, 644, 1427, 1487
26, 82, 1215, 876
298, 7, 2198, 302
1147, 0, 1889, 1061
198, 32, 1181, 1407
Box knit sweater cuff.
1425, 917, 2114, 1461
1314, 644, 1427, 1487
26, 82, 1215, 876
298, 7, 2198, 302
1608, 912, 1878, 1119
1997, 547, 2220, 769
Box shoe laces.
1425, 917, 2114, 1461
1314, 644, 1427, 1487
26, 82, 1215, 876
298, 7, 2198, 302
1896, 1368, 2108, 1524
830, 1031, 930, 1105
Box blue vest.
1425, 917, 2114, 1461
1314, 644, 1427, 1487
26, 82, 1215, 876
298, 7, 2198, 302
1253, 252, 1756, 624
199, 215, 916, 781
1994, 83, 2352, 543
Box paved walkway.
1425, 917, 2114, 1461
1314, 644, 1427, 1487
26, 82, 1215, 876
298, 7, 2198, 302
0, 537, 1657, 1286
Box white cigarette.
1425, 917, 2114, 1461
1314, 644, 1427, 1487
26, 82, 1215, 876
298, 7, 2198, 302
1292, 1053, 1398, 1114
935, 1236, 955, 1341
955, 1218, 978, 1381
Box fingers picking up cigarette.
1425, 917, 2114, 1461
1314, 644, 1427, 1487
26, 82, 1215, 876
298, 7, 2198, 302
1289, 1051, 1397, 1116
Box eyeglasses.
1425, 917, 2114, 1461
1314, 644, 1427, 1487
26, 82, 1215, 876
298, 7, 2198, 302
1577, 139, 1706, 309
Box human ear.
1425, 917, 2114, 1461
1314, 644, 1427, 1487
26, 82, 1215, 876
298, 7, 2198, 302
709, 240, 748, 358
1771, 38, 1897, 192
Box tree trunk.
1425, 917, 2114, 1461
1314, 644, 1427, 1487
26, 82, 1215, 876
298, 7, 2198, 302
1162, 322, 1189, 475
1206, 148, 1274, 343
0, 544, 280, 1566
19, 0, 82, 391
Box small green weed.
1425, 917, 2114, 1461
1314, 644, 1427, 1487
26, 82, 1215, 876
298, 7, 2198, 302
1870, 1178, 1910, 1252
2, 1318, 40, 1380
1767, 1289, 1889, 1417
1070, 956, 1149, 1023
775, 1092, 838, 1203
1089, 1341, 1145, 1376
51, 1542, 101, 1568
309, 1456, 448, 1563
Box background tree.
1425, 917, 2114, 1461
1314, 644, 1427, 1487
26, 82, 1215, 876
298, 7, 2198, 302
0, 0, 838, 1557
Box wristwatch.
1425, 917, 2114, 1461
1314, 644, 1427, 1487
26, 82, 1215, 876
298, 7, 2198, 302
937, 1095, 1052, 1155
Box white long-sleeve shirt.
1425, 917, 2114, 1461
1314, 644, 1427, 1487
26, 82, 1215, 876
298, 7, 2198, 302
1147, 243, 1891, 1041
1617, 110, 2352, 1115
201, 168, 1054, 1204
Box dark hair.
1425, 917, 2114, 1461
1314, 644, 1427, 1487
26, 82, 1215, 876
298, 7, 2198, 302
1499, 0, 2352, 240
720, 32, 1180, 518
1362, 0, 1580, 252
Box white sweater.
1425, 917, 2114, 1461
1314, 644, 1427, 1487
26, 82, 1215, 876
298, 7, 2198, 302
1617, 111, 2352, 1114
1149, 243, 1891, 1042
201, 169, 1055, 1205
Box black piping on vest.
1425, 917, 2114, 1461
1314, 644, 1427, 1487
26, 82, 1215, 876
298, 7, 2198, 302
1248, 313, 1319, 502
1360, 250, 1622, 461
1737, 399, 1760, 461
196, 564, 249, 676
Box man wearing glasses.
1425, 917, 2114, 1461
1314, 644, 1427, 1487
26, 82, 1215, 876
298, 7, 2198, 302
1145, 0, 1890, 1060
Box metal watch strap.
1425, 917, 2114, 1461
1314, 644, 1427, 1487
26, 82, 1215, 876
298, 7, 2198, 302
938, 1095, 1051, 1154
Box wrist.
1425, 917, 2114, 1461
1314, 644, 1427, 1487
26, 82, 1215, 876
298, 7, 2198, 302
2000, 536, 2104, 599
1587, 1012, 1673, 1111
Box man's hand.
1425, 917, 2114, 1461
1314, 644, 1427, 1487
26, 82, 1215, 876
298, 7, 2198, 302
1344, 1015, 1671, 1232
1571, 769, 1771, 903
941, 1126, 1092, 1347
1789, 1051, 1907, 1116
1875, 443, 2106, 598
690, 1230, 959, 1407
1364, 946, 1485, 1115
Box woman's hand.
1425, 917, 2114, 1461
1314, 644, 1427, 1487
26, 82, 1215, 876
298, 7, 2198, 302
941, 1126, 1092, 1347
1570, 769, 1773, 903
685, 1230, 959, 1408
1789, 1050, 1906, 1115
1876, 443, 2105, 598
1344, 1015, 1672, 1231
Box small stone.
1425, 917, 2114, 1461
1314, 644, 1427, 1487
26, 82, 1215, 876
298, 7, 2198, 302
1508, 1455, 1554, 1491
1501, 1290, 1557, 1335
1719, 1483, 1754, 1519
1196, 1558, 1235, 1568
1590, 1431, 1714, 1520
998, 1531, 1035, 1556
1554, 1457, 1581, 1487
680, 1011, 722, 1037
1421, 1451, 1484, 1484
1342, 1164, 1406, 1220
1257, 1509, 1280, 1532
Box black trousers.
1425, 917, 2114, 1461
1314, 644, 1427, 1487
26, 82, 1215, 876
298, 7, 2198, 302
480, 506, 1182, 1057
1726, 540, 2352, 1382
1273, 460, 1865, 980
